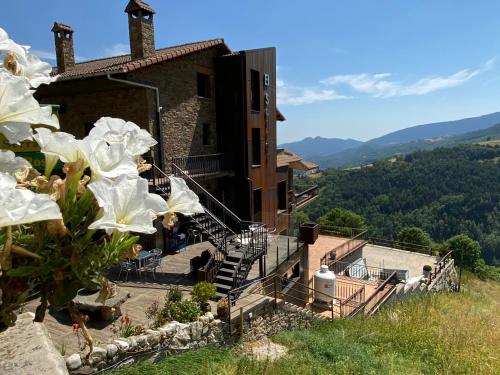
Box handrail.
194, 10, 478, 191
329, 260, 396, 281
350, 271, 398, 317
428, 250, 453, 284
171, 163, 242, 224
368, 237, 432, 254
172, 153, 234, 177
320, 229, 368, 266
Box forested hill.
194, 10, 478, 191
302, 145, 500, 265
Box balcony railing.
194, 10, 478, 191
171, 153, 234, 178
294, 184, 319, 209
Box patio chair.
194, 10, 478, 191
117, 260, 139, 282
143, 255, 162, 280
187, 228, 202, 244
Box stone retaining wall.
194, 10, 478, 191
66, 312, 224, 373
237, 302, 325, 341
428, 259, 458, 292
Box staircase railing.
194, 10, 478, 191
172, 153, 234, 177
199, 236, 227, 283
172, 162, 267, 262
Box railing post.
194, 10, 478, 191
239, 307, 244, 338
227, 293, 232, 336
274, 276, 278, 309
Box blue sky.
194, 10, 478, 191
3, 1, 500, 143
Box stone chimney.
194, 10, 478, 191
51, 22, 75, 72
125, 0, 156, 60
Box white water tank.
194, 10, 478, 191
314, 265, 336, 303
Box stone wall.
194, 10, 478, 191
65, 312, 224, 373
0, 312, 68, 375
236, 302, 326, 341
428, 259, 458, 292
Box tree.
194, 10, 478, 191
398, 227, 431, 250
444, 234, 482, 270
292, 210, 310, 229
318, 208, 365, 229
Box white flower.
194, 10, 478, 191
0, 172, 62, 227
84, 140, 138, 180
0, 149, 31, 175
13, 51, 57, 88
86, 117, 157, 156
88, 175, 167, 234
0, 73, 59, 144
165, 176, 204, 216
33, 128, 86, 174
0, 27, 56, 88
0, 27, 27, 62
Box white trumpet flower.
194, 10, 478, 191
0, 73, 59, 144
0, 172, 62, 227
0, 149, 31, 175
0, 27, 27, 62
85, 141, 138, 180
88, 175, 167, 234
165, 176, 204, 216
33, 128, 87, 174
86, 117, 157, 156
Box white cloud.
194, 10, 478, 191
277, 78, 349, 106
321, 59, 495, 98
104, 43, 129, 57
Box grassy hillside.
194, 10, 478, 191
110, 275, 500, 375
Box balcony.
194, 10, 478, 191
293, 184, 319, 209
171, 153, 234, 178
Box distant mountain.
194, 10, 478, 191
278, 137, 362, 160
368, 111, 500, 145
316, 122, 500, 168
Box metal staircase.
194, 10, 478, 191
148, 163, 267, 298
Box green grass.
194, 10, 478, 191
110, 275, 500, 375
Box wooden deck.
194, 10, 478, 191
23, 241, 216, 356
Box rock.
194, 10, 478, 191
113, 340, 130, 352
65, 354, 82, 371
106, 344, 118, 358
190, 321, 203, 340
127, 337, 138, 351
146, 330, 162, 347
0, 312, 68, 375
205, 312, 214, 322
160, 321, 179, 336
89, 346, 107, 364
198, 315, 209, 325
135, 335, 148, 348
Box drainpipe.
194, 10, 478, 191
106, 73, 165, 171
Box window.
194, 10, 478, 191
252, 128, 261, 165
202, 123, 211, 146
197, 72, 210, 98
277, 181, 287, 210
250, 69, 260, 111
253, 189, 262, 220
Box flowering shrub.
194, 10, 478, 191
191, 282, 216, 305
111, 314, 145, 338
0, 27, 204, 353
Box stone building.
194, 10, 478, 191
35, 0, 317, 235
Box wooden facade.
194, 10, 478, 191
215, 48, 281, 231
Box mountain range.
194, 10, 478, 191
279, 111, 500, 168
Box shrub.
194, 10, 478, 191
423, 265, 433, 272
163, 300, 201, 323
166, 286, 182, 303
111, 315, 145, 338
192, 282, 216, 305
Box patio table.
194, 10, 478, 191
135, 250, 155, 277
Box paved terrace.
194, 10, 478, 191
362, 244, 438, 278
23, 234, 303, 355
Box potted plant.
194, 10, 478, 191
423, 265, 433, 278
300, 222, 319, 244
191, 282, 216, 312
216, 298, 229, 320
